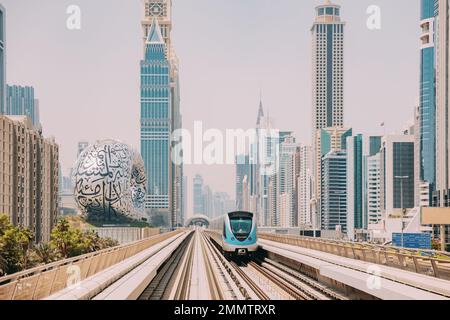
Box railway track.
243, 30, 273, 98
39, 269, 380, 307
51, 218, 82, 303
202, 231, 349, 300
139, 232, 194, 300
258, 257, 348, 300
137, 230, 349, 301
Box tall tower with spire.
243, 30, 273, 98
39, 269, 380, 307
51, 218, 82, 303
140, 18, 172, 225
142, 0, 172, 55
141, 1, 183, 228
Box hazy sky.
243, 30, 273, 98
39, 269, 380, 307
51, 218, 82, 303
2, 0, 420, 215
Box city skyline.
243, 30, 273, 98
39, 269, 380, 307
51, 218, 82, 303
2, 0, 421, 217
2, 0, 450, 303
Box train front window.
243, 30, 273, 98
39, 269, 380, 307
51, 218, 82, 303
230, 218, 252, 235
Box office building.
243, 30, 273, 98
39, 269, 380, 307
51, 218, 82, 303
315, 126, 352, 228
193, 174, 204, 215
380, 135, 415, 216
321, 151, 347, 233
236, 155, 251, 211
5, 85, 40, 129
0, 115, 59, 243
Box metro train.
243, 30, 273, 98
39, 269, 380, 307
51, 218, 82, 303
209, 211, 258, 257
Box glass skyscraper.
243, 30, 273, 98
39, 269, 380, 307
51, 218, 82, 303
140, 18, 171, 213
235, 155, 251, 211
322, 151, 347, 233
347, 135, 382, 240
419, 0, 438, 198
141, 1, 183, 228
5, 85, 40, 128
380, 135, 415, 214
346, 134, 363, 239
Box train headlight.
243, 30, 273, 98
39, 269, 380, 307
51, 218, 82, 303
248, 237, 252, 241
231, 237, 236, 241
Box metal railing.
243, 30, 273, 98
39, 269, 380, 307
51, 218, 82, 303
0, 229, 183, 300
259, 233, 450, 280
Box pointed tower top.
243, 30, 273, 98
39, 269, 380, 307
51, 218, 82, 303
256, 96, 265, 126
146, 17, 164, 44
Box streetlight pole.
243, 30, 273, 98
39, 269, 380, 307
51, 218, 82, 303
395, 175, 409, 248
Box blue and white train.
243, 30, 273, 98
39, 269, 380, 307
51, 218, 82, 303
209, 211, 258, 256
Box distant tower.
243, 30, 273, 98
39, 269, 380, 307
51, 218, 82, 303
77, 141, 89, 157
193, 174, 204, 215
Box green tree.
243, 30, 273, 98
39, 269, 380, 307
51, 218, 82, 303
0, 214, 34, 275
49, 218, 119, 259
0, 214, 10, 236
0, 216, 120, 276
32, 243, 57, 265
49, 219, 85, 258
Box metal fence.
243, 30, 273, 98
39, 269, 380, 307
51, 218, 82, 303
259, 233, 450, 280
0, 229, 182, 300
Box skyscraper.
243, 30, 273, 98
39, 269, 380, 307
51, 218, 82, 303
213, 192, 234, 218
203, 185, 213, 218
5, 85, 40, 128
77, 141, 89, 157
142, 0, 172, 57
321, 151, 347, 233
311, 1, 346, 231
250, 98, 289, 226
140, 18, 171, 224
436, 0, 449, 204
141, 0, 183, 228
0, 5, 5, 115
345, 135, 382, 240
366, 153, 382, 225
236, 155, 251, 210
278, 136, 300, 227
315, 126, 352, 228
311, 1, 345, 141
0, 115, 59, 243
380, 135, 415, 215
346, 134, 363, 240
419, 0, 438, 200
193, 174, 205, 215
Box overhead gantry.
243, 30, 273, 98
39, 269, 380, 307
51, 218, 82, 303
185, 214, 210, 228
